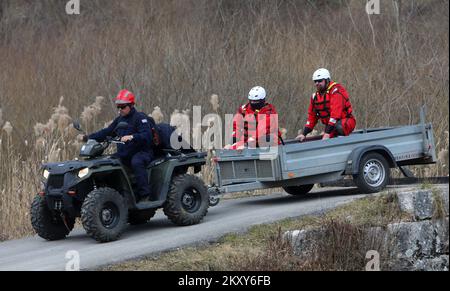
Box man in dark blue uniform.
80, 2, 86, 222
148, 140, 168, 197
86, 89, 154, 202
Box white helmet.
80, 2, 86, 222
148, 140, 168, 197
248, 86, 266, 100
312, 68, 331, 81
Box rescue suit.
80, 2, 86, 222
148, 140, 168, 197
303, 81, 356, 138
231, 102, 282, 149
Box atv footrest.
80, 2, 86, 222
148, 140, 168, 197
135, 200, 162, 210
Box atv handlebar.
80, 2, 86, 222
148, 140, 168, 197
105, 136, 125, 145
110, 140, 125, 145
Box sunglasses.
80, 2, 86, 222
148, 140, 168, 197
314, 79, 325, 83
117, 104, 129, 109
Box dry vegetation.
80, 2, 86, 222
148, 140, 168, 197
0, 0, 448, 240
103, 192, 408, 271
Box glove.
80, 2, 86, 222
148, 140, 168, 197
82, 135, 88, 142
295, 134, 306, 142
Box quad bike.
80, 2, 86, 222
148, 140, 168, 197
31, 121, 209, 243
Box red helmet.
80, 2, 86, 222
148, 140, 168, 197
115, 89, 135, 105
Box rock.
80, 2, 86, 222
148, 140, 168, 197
284, 229, 306, 247
413, 255, 449, 271
397, 191, 415, 214
414, 191, 434, 220
386, 219, 449, 270
283, 187, 449, 270
284, 229, 320, 257
387, 221, 435, 259
396, 189, 449, 221
434, 217, 449, 255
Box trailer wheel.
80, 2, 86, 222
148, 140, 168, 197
209, 196, 220, 207
353, 152, 390, 194
282, 184, 314, 196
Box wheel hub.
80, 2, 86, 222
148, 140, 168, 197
363, 160, 385, 187
102, 209, 113, 223
182, 193, 194, 208
181, 188, 200, 213
100, 202, 119, 228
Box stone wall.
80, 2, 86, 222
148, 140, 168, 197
284, 187, 449, 271
388, 188, 449, 270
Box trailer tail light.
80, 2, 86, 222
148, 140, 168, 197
38, 191, 45, 197
288, 172, 295, 178
68, 190, 77, 197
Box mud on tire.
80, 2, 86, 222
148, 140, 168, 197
163, 174, 209, 226
81, 187, 128, 243
30, 195, 74, 241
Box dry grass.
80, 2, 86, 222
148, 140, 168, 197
432, 188, 448, 220
228, 193, 405, 271
0, 0, 448, 240
103, 191, 406, 271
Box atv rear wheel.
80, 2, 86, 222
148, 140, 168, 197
128, 209, 156, 225
282, 184, 314, 196
30, 195, 75, 241
81, 187, 128, 243
163, 174, 209, 226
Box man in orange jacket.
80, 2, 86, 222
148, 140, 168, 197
296, 68, 356, 141
226, 86, 281, 150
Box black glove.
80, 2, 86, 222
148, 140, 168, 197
303, 127, 312, 136
82, 135, 88, 142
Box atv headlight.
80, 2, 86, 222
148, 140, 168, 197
43, 169, 50, 180
78, 168, 89, 178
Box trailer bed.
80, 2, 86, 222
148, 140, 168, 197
211, 109, 436, 196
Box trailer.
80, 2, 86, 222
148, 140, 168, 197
208, 107, 436, 205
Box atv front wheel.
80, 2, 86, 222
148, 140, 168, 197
81, 187, 128, 243
30, 195, 75, 241
163, 174, 209, 226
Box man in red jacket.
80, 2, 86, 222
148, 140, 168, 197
296, 68, 356, 141
227, 86, 281, 150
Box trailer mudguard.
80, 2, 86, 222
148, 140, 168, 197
345, 145, 397, 175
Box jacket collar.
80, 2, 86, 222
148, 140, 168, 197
317, 81, 337, 96
122, 107, 137, 120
